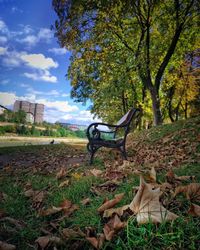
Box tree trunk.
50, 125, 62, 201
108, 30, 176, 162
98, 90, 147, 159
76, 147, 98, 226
149, 87, 163, 125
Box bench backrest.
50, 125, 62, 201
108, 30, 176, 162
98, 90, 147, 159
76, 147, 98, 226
116, 108, 138, 126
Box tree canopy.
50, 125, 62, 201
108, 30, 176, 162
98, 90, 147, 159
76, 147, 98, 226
53, 0, 200, 125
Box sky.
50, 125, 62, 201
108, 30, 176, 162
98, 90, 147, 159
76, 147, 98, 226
0, 0, 99, 125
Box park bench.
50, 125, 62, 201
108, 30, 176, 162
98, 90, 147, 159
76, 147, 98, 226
86, 107, 141, 164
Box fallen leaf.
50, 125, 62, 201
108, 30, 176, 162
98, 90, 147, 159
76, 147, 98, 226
166, 169, 195, 183
71, 172, 83, 180
103, 205, 130, 218
25, 189, 46, 205
62, 228, 85, 239
58, 180, 70, 188
35, 236, 49, 249
60, 199, 79, 216
0, 241, 16, 250
149, 167, 157, 183
97, 193, 124, 213
103, 215, 126, 241
86, 237, 99, 249
129, 176, 178, 224
0, 217, 26, 230
56, 167, 67, 179
39, 199, 78, 217
86, 234, 105, 249
103, 224, 115, 241
174, 183, 200, 201
39, 206, 63, 216
188, 203, 200, 216
81, 198, 90, 205
35, 236, 64, 249
109, 214, 126, 230
90, 169, 103, 177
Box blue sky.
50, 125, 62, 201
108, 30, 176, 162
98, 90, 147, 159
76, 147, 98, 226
0, 0, 99, 125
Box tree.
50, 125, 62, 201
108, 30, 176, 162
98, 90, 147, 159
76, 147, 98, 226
53, 0, 199, 125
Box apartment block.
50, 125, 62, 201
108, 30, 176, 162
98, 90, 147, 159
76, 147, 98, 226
13, 100, 44, 123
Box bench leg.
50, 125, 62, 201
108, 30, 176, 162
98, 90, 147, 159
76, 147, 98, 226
119, 145, 127, 160
87, 143, 99, 165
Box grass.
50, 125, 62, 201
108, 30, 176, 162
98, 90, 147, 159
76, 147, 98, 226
0, 116, 200, 249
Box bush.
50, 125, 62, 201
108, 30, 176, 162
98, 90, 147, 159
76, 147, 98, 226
0, 127, 5, 135
1, 125, 16, 133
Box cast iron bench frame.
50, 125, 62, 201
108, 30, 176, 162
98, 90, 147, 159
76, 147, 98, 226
86, 107, 140, 164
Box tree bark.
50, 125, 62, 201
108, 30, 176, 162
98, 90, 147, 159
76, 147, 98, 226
149, 87, 163, 125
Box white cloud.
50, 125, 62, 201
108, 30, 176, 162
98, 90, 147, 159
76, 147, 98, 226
17, 28, 53, 47
48, 47, 67, 55
61, 93, 70, 97
0, 20, 9, 34
0, 36, 7, 44
0, 79, 9, 85
2, 50, 26, 67
38, 28, 53, 42
19, 35, 38, 46
1, 49, 58, 82
20, 53, 58, 70
0, 19, 53, 47
11, 6, 23, 13
0, 46, 7, 55
0, 92, 16, 106
0, 91, 80, 122
0, 90, 100, 124
20, 84, 60, 96
24, 71, 57, 83
37, 99, 79, 113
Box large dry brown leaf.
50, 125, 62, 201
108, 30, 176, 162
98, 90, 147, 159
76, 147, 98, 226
97, 193, 124, 213
103, 205, 130, 218
188, 203, 200, 216
174, 183, 200, 202
0, 241, 16, 250
129, 176, 178, 224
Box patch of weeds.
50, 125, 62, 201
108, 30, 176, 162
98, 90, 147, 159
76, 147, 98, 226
92, 157, 105, 169
108, 217, 200, 250
46, 175, 101, 206
174, 164, 200, 182
70, 197, 103, 230
26, 174, 59, 190
0, 177, 28, 218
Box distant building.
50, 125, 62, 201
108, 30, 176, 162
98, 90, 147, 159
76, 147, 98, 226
13, 100, 44, 123
59, 122, 87, 131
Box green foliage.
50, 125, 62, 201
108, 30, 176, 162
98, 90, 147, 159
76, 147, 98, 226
0, 110, 26, 123
53, 0, 199, 125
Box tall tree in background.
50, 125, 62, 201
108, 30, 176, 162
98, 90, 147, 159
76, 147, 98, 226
53, 0, 199, 125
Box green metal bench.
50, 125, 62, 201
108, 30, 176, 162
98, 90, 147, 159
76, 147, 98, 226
86, 107, 141, 164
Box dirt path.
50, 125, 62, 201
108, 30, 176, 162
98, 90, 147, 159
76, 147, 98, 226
0, 136, 87, 147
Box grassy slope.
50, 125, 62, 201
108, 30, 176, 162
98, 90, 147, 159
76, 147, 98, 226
0, 116, 200, 249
